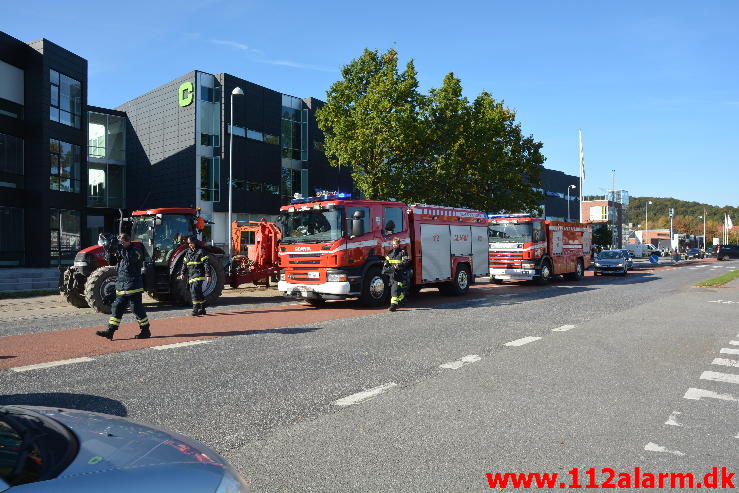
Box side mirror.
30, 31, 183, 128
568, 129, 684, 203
351, 210, 365, 237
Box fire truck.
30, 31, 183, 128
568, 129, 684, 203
488, 214, 592, 284
277, 194, 489, 306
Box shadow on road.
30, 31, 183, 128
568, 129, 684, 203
0, 392, 128, 416
153, 326, 322, 340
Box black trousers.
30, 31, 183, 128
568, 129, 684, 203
108, 291, 148, 329
190, 280, 205, 308
390, 275, 407, 305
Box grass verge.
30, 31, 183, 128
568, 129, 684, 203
0, 289, 59, 300
695, 270, 739, 288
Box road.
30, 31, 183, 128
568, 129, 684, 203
1, 259, 737, 491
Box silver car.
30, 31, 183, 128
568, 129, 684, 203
593, 250, 630, 276
0, 405, 248, 492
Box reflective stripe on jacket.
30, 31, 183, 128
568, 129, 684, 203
181, 247, 209, 281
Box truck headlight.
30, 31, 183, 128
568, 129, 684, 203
327, 273, 347, 282
74, 261, 88, 267
594, 262, 601, 267
279, 271, 286, 281
520, 262, 534, 269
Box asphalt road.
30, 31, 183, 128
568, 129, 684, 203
1, 259, 737, 491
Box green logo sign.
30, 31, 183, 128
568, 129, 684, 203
178, 81, 194, 107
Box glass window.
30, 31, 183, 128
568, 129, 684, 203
87, 163, 106, 207
246, 129, 263, 141
50, 209, 80, 265
108, 165, 124, 207
346, 206, 371, 236
383, 207, 404, 235
264, 133, 279, 145
49, 69, 81, 129
49, 138, 80, 193
107, 115, 125, 161
0, 133, 23, 189
200, 157, 220, 202
0, 206, 24, 265
88, 112, 106, 158
153, 214, 193, 263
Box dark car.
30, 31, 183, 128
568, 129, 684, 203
594, 250, 629, 276
685, 248, 704, 259
0, 405, 248, 492
716, 244, 739, 261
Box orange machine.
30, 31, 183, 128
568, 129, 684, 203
229, 219, 281, 288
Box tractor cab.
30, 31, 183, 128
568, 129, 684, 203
128, 208, 203, 266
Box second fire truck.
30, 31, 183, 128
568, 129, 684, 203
487, 214, 592, 284
277, 194, 489, 306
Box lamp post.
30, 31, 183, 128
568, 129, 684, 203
645, 200, 652, 246
228, 86, 244, 259
566, 184, 576, 222
699, 212, 706, 250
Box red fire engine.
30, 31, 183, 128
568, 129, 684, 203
488, 214, 592, 284
277, 194, 489, 306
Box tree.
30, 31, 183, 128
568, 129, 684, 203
592, 223, 613, 247
316, 48, 545, 212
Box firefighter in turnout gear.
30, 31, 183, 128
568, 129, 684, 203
179, 235, 211, 316
96, 233, 152, 340
384, 237, 410, 312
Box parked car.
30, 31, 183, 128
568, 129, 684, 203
0, 405, 248, 492
716, 244, 739, 261
685, 248, 704, 259
594, 250, 630, 276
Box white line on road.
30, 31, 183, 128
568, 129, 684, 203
552, 324, 576, 332
11, 357, 95, 372
150, 340, 213, 351
700, 370, 739, 385
644, 442, 685, 456
712, 358, 739, 368
440, 354, 481, 370
504, 336, 542, 347
720, 348, 739, 355
683, 387, 739, 403
665, 411, 683, 427
729, 340, 739, 346
334, 382, 398, 407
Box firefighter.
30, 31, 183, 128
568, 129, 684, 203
384, 237, 409, 312
178, 235, 211, 316
96, 233, 152, 340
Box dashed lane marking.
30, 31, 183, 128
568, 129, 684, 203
504, 336, 542, 347
720, 348, 739, 356
729, 340, 739, 346
440, 354, 481, 370
150, 340, 213, 350
552, 324, 576, 332
683, 387, 739, 403
644, 442, 685, 456
11, 357, 95, 373
712, 358, 739, 369
665, 411, 683, 427
333, 382, 398, 407
700, 370, 739, 385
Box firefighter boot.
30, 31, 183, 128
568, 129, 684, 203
388, 303, 398, 312
191, 306, 200, 316
134, 324, 151, 339
95, 327, 116, 340
198, 305, 207, 316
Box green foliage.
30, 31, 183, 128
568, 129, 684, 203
629, 196, 739, 241
316, 48, 545, 212
695, 269, 739, 287
592, 223, 613, 246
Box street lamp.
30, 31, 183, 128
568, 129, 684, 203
566, 184, 576, 222
228, 86, 244, 259
699, 213, 706, 250
645, 200, 653, 246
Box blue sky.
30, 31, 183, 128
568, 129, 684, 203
3, 1, 737, 207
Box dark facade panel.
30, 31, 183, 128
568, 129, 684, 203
540, 168, 580, 221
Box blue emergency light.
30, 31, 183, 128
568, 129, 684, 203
290, 192, 351, 204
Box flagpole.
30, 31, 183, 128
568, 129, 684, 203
578, 129, 583, 222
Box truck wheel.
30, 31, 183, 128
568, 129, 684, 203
441, 264, 471, 296
359, 266, 389, 307
566, 259, 584, 280
535, 260, 552, 285
171, 257, 225, 306
491, 278, 504, 285
84, 266, 118, 314
305, 298, 326, 308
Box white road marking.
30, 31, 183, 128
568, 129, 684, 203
720, 348, 739, 355
729, 340, 739, 346
334, 382, 398, 407
700, 370, 739, 385
504, 336, 542, 347
552, 324, 576, 332
712, 358, 739, 368
151, 340, 213, 350
644, 442, 685, 456
11, 357, 95, 373
665, 411, 683, 427
683, 387, 739, 403
440, 354, 481, 370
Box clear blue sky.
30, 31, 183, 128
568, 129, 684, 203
3, 1, 737, 207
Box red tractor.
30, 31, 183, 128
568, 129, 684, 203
59, 208, 226, 313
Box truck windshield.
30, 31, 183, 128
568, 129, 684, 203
280, 208, 344, 244
488, 223, 533, 243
